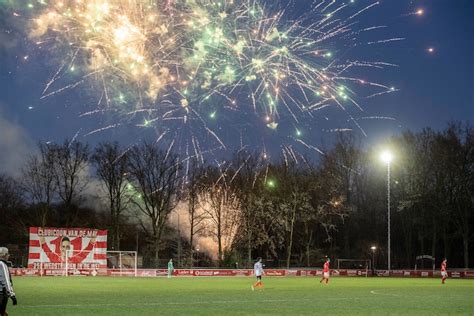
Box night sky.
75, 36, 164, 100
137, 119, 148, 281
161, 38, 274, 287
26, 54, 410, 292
0, 0, 472, 174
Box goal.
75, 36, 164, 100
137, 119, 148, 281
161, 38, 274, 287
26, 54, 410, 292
106, 251, 138, 277
336, 259, 370, 276
60, 250, 137, 276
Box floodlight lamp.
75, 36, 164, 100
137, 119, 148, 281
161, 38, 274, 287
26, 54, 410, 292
380, 150, 393, 164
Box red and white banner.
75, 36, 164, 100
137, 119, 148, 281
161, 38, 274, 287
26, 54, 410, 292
28, 227, 107, 270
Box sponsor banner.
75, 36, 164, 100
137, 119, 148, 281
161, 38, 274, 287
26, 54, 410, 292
299, 270, 310, 276
69, 269, 99, 276
44, 269, 65, 276
136, 269, 157, 277
28, 227, 107, 270
232, 270, 251, 277
451, 272, 460, 278
264, 270, 285, 276
212, 270, 238, 276
108, 269, 135, 276
176, 269, 194, 276
12, 269, 39, 276
194, 270, 214, 276
464, 271, 474, 278
10, 268, 474, 278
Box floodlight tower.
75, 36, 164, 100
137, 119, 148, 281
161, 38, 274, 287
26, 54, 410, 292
380, 150, 393, 271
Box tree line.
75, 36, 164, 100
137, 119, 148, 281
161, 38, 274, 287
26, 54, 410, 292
0, 122, 472, 269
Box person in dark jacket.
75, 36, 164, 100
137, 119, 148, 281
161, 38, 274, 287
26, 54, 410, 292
0, 247, 17, 316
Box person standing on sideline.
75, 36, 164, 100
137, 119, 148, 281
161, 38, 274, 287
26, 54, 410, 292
320, 257, 330, 284
251, 257, 264, 291
167, 259, 174, 278
441, 258, 448, 284
0, 247, 17, 316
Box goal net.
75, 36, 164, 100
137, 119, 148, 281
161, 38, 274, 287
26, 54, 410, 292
336, 259, 370, 276
61, 250, 137, 276
106, 251, 138, 277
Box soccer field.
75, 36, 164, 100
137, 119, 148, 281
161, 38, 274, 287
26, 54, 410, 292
8, 276, 474, 315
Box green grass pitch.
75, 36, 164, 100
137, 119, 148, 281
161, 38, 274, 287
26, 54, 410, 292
8, 276, 474, 315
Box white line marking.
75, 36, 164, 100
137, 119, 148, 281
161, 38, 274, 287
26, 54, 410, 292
370, 290, 401, 297
24, 297, 358, 308
370, 290, 468, 299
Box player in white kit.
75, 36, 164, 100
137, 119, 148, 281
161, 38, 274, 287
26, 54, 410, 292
251, 257, 264, 291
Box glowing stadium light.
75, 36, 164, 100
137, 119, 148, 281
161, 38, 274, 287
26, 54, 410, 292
380, 150, 393, 164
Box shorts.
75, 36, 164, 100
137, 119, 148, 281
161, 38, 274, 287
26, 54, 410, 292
256, 275, 262, 280
441, 271, 447, 278
323, 272, 330, 278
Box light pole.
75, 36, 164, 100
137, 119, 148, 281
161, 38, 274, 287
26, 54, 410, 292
380, 150, 393, 271
370, 246, 377, 275
195, 245, 200, 267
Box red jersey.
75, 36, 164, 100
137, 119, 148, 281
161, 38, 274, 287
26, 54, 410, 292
323, 261, 330, 273
441, 260, 447, 272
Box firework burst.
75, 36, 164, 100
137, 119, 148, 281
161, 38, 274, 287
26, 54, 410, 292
14, 0, 400, 162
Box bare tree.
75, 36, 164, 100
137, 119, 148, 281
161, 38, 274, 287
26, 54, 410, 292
127, 143, 181, 267
231, 151, 266, 267
269, 162, 314, 268
200, 164, 240, 265
92, 142, 130, 251
0, 174, 25, 245
435, 123, 473, 268
184, 158, 207, 267
51, 140, 89, 225
21, 142, 57, 226
322, 133, 361, 257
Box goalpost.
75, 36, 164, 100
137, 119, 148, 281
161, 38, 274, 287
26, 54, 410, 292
62, 250, 137, 277
64, 248, 108, 277
336, 259, 371, 277
106, 251, 138, 277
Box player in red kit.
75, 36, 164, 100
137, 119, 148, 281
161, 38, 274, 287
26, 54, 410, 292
320, 257, 330, 284
441, 258, 447, 284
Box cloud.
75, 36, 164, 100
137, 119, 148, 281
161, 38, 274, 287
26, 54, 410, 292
0, 108, 34, 177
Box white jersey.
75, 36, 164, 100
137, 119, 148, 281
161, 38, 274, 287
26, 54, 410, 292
254, 261, 264, 277
0, 260, 15, 297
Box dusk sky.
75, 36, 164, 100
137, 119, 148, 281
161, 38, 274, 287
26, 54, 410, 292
0, 0, 472, 174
